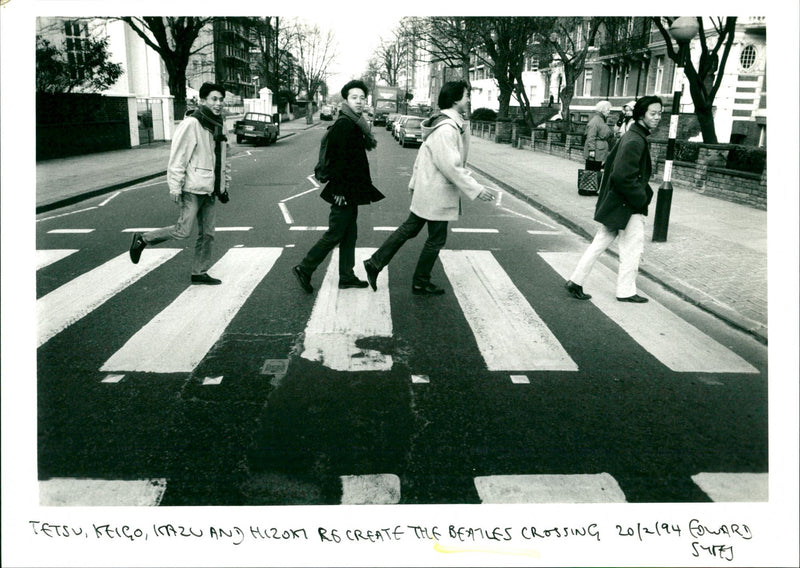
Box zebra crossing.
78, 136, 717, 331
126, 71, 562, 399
36, 244, 759, 376
39, 471, 768, 506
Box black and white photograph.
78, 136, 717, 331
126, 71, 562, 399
2, 1, 798, 567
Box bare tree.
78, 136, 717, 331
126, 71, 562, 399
373, 36, 403, 86
470, 17, 542, 126
117, 17, 213, 117
653, 16, 737, 143
538, 16, 603, 132
290, 21, 338, 122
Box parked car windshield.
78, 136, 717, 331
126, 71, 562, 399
244, 113, 271, 122
405, 118, 422, 128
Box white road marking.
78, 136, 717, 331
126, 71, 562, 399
121, 228, 159, 233
100, 248, 283, 373
36, 249, 78, 270
101, 374, 125, 383
691, 472, 768, 502
282, 186, 319, 202
37, 249, 180, 348
306, 174, 321, 188
527, 230, 561, 235
373, 226, 399, 231
539, 252, 759, 373
37, 206, 99, 222
214, 226, 253, 231
39, 478, 167, 506
122, 227, 252, 233
202, 376, 224, 385
510, 374, 530, 384
290, 226, 328, 231
439, 250, 577, 372
451, 228, 499, 233
47, 228, 95, 234
411, 374, 430, 383
278, 202, 294, 224
474, 473, 627, 503
340, 474, 401, 504
98, 191, 121, 206
301, 248, 392, 372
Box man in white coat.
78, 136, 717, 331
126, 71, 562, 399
363, 80, 496, 296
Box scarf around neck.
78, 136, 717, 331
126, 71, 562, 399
339, 103, 377, 151
191, 106, 224, 135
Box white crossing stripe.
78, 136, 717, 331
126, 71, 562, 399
451, 228, 499, 233
47, 228, 95, 234
290, 226, 328, 231
474, 474, 627, 503
510, 374, 530, 384
101, 374, 125, 383
39, 478, 167, 506
340, 474, 401, 504
121, 228, 159, 233
215, 226, 253, 231
439, 250, 578, 371
36, 249, 78, 270
373, 226, 399, 231
691, 472, 768, 502
301, 248, 392, 372
122, 227, 252, 232
37, 249, 180, 348
539, 252, 759, 373
100, 248, 282, 373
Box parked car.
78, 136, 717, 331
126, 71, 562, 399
233, 112, 279, 145
385, 113, 400, 131
398, 116, 423, 147
393, 115, 409, 140
319, 104, 336, 121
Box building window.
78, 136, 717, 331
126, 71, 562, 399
64, 20, 91, 82
527, 56, 539, 72
623, 64, 630, 96
740, 44, 757, 70
654, 55, 665, 94
583, 68, 593, 96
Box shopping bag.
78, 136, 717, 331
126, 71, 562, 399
577, 169, 601, 195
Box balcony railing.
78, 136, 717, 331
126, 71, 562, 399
597, 32, 650, 57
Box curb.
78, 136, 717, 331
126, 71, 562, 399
36, 172, 167, 214
470, 163, 768, 346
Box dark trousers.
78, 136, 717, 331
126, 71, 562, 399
369, 211, 448, 287
299, 203, 358, 278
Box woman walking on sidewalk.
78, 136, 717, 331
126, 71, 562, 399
565, 96, 663, 303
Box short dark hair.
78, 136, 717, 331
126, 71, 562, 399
633, 96, 662, 120
438, 80, 469, 110
341, 79, 368, 99
199, 82, 226, 99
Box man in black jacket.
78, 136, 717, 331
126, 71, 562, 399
292, 80, 384, 294
565, 96, 662, 303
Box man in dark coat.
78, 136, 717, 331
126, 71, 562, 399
292, 80, 384, 294
565, 96, 663, 303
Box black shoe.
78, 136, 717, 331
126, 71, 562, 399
339, 276, 369, 289
363, 259, 379, 291
292, 265, 313, 293
129, 232, 146, 264
565, 280, 591, 300
191, 273, 222, 285
617, 294, 648, 303
412, 283, 445, 296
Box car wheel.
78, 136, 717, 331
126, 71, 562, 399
236, 135, 244, 144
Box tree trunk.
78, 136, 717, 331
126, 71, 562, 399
167, 65, 188, 119
560, 85, 574, 131
695, 107, 718, 144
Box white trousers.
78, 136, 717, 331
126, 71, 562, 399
569, 213, 645, 298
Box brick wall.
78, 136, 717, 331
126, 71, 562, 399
514, 134, 767, 210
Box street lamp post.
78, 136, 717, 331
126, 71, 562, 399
652, 17, 700, 242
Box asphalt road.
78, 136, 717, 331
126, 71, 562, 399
34, 123, 768, 506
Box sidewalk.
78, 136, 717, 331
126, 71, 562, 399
35, 122, 767, 343
35, 113, 319, 212
467, 136, 767, 343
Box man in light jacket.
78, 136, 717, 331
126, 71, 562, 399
129, 82, 231, 285
363, 80, 496, 296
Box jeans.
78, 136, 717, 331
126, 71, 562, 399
570, 213, 645, 297
299, 203, 359, 278
369, 212, 448, 287
143, 192, 216, 275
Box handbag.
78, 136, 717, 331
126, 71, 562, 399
578, 158, 603, 196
